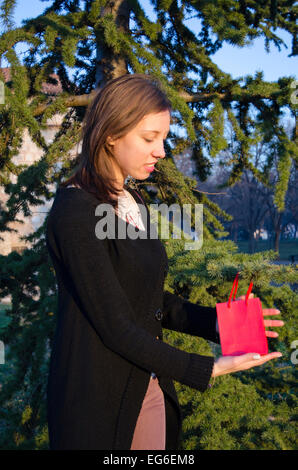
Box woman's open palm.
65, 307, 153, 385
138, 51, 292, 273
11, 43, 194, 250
212, 293, 284, 378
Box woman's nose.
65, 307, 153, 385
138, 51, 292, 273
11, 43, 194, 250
152, 141, 166, 159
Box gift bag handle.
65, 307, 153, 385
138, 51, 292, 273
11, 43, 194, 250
228, 272, 239, 308
245, 281, 254, 305
228, 273, 254, 308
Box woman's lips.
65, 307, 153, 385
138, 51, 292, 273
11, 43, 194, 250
144, 164, 155, 172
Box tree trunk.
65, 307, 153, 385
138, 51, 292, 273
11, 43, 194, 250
249, 232, 255, 253
233, 222, 238, 243
274, 228, 281, 258
96, 0, 131, 87
273, 212, 283, 258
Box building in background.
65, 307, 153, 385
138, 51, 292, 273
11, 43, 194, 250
0, 68, 77, 257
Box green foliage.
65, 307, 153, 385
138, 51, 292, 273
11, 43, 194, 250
163, 238, 297, 450
176, 373, 296, 450
0, 0, 297, 450
206, 98, 228, 157
274, 136, 294, 211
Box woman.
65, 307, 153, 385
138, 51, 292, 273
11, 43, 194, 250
45, 73, 283, 450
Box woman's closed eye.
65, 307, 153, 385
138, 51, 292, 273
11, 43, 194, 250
144, 138, 168, 143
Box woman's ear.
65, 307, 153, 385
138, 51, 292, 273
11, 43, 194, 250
106, 136, 116, 146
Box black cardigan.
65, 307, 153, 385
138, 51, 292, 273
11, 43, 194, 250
45, 184, 220, 450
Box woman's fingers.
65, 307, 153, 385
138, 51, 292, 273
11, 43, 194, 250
213, 351, 283, 377
234, 351, 282, 370
249, 352, 282, 364
262, 308, 281, 316
263, 317, 284, 337
264, 319, 284, 327
236, 294, 254, 301
235, 297, 282, 319
264, 318, 284, 325
234, 300, 284, 332
265, 331, 279, 338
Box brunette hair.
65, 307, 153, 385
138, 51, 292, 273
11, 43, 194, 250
60, 73, 172, 208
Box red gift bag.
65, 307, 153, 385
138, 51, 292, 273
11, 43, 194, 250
216, 273, 268, 356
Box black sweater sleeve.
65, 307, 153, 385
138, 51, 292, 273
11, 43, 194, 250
48, 195, 215, 392
162, 291, 220, 344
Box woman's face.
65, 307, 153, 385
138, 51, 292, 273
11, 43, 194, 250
107, 110, 171, 189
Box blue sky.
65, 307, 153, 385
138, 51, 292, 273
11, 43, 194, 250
6, 0, 296, 84
1, 1, 295, 158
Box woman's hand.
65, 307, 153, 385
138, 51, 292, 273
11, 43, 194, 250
236, 293, 284, 338
211, 351, 282, 377
213, 293, 284, 378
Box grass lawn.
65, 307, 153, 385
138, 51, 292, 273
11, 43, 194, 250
235, 239, 298, 261
0, 304, 11, 313
0, 303, 11, 330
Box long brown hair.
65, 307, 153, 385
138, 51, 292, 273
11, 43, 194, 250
60, 73, 172, 209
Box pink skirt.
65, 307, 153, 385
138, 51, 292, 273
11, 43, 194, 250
130, 375, 166, 450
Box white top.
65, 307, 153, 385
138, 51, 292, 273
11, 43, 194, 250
115, 189, 145, 231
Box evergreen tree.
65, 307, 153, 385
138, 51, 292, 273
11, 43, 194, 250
0, 0, 297, 449
164, 238, 297, 450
